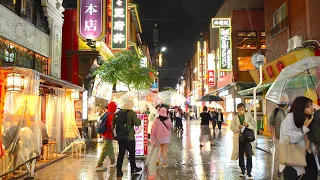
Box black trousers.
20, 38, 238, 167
217, 121, 222, 130
117, 140, 136, 173
175, 117, 183, 129
212, 120, 217, 129
239, 141, 253, 173
283, 152, 318, 180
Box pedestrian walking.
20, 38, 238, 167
96, 102, 117, 171
151, 107, 173, 168
216, 109, 224, 130
231, 103, 256, 179
199, 106, 215, 147
210, 108, 217, 130
279, 96, 319, 180
269, 93, 289, 178
113, 103, 142, 177
174, 107, 183, 131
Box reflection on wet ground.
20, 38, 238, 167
33, 120, 274, 180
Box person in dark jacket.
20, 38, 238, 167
96, 102, 117, 171
200, 106, 215, 147
210, 108, 217, 130
216, 109, 224, 130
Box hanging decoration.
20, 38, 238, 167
6, 72, 22, 92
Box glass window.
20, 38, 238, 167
273, 3, 287, 26
236, 31, 257, 49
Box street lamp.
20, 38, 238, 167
161, 47, 166, 52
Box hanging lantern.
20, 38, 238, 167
6, 72, 22, 92
72, 90, 80, 101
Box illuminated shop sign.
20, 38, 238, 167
77, 0, 106, 41
111, 0, 128, 49
207, 53, 215, 87
211, 18, 232, 71
212, 18, 231, 28
220, 27, 232, 71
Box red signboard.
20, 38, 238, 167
143, 115, 148, 155
208, 70, 215, 86
77, 0, 106, 41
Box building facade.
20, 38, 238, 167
208, 0, 265, 122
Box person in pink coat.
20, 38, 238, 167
151, 107, 173, 168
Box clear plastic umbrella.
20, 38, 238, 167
266, 56, 320, 104
118, 90, 158, 112
158, 91, 186, 106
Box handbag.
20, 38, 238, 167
238, 116, 255, 142
279, 138, 307, 167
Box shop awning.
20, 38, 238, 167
238, 83, 272, 96
39, 72, 85, 92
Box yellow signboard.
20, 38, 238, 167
249, 48, 315, 84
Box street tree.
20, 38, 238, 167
94, 50, 155, 90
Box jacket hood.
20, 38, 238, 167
108, 102, 117, 113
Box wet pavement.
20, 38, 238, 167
31, 120, 274, 180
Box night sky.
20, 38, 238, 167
134, 0, 224, 90
63, 0, 224, 89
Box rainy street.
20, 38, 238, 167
33, 120, 273, 180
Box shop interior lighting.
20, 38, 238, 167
6, 72, 22, 92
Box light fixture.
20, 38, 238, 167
86, 39, 96, 48
161, 47, 166, 52
72, 90, 80, 101
6, 72, 22, 92
193, 68, 197, 74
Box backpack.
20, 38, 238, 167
96, 112, 110, 134
113, 110, 132, 141
308, 109, 320, 145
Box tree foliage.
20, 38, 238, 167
94, 50, 156, 90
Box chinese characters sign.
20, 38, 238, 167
135, 114, 148, 156
77, 0, 106, 41
208, 70, 215, 86
220, 27, 232, 71
212, 18, 231, 28
111, 0, 127, 49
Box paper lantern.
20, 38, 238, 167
6, 72, 22, 92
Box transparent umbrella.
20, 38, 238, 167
158, 91, 186, 106
266, 56, 320, 104
118, 90, 159, 112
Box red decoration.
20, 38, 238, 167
266, 66, 275, 78
276, 61, 285, 73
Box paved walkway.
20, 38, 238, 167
30, 120, 274, 180
142, 120, 273, 180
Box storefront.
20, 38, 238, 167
0, 67, 84, 176
245, 48, 316, 136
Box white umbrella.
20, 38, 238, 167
207, 102, 224, 111
158, 91, 186, 106
118, 90, 158, 112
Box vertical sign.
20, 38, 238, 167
143, 114, 148, 155
211, 18, 232, 71
111, 0, 128, 49
135, 114, 144, 156
207, 53, 215, 87
197, 41, 207, 95
77, 0, 106, 41
220, 27, 232, 71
